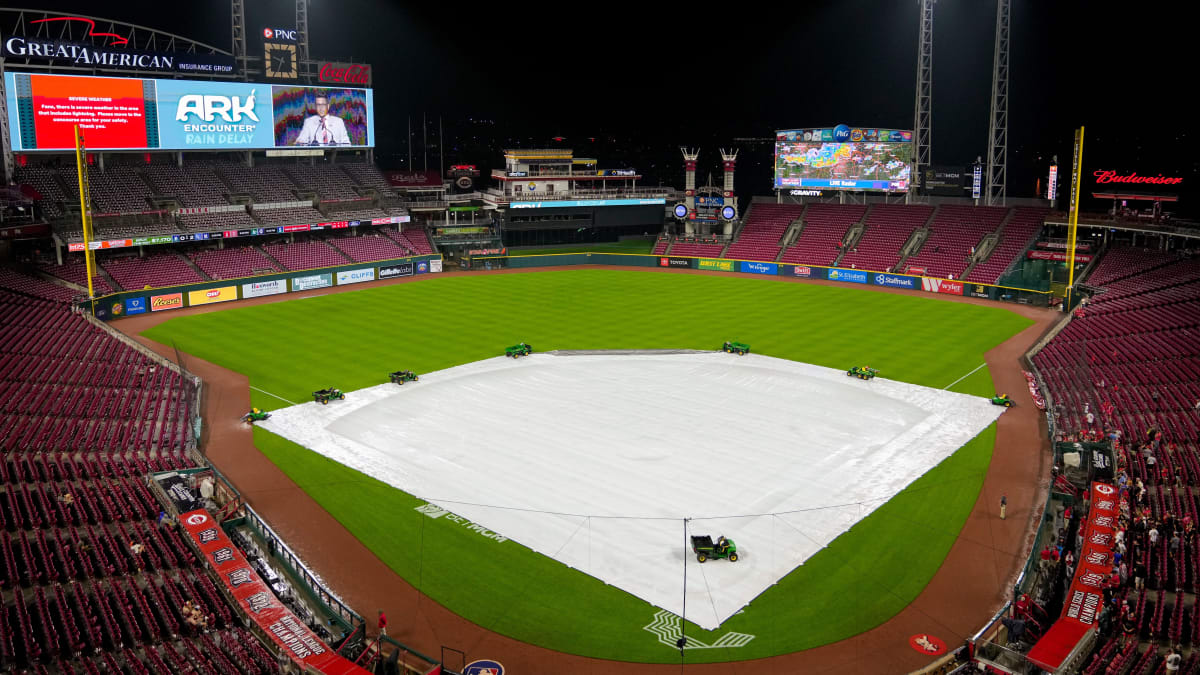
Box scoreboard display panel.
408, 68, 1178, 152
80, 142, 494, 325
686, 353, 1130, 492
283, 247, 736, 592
774, 125, 913, 193
6, 71, 375, 151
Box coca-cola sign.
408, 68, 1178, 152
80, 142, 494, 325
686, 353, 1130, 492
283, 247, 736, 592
318, 62, 372, 86
1092, 170, 1182, 186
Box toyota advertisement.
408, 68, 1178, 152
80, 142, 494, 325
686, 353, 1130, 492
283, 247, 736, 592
6, 72, 375, 151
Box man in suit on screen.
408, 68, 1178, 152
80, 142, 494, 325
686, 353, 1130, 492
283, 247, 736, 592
295, 94, 351, 146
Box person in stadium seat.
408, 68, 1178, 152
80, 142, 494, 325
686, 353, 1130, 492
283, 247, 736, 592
1166, 646, 1182, 674
296, 95, 351, 146
378, 609, 388, 636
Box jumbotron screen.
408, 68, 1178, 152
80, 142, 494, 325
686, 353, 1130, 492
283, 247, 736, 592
774, 126, 913, 192
5, 72, 375, 152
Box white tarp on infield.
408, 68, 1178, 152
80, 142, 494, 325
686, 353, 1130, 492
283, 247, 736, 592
259, 352, 1002, 630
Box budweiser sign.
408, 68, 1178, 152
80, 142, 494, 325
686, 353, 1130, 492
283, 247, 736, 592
318, 62, 371, 86
1093, 170, 1182, 186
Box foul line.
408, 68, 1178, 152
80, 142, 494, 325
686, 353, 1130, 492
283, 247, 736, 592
944, 362, 988, 391
249, 386, 298, 406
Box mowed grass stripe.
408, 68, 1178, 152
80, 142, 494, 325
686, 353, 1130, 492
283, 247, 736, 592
145, 269, 1030, 662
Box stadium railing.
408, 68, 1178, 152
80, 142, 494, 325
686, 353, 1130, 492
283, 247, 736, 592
463, 251, 1054, 307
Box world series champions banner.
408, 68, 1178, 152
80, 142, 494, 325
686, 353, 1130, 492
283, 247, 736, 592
178, 510, 368, 675
1026, 482, 1117, 671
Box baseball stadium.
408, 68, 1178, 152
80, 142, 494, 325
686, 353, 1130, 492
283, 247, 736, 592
0, 3, 1195, 675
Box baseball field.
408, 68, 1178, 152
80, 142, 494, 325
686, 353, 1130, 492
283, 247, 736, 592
140, 268, 1033, 663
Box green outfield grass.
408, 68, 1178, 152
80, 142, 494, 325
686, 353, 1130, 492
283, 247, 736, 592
143, 269, 1031, 663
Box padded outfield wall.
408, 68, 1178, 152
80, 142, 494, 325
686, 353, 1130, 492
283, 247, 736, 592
81, 254, 442, 320
465, 252, 1053, 305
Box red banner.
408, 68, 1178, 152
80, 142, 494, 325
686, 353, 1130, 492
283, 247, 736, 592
178, 510, 368, 675
1026, 482, 1117, 671
1037, 241, 1093, 252
385, 170, 442, 187
1027, 250, 1094, 263
318, 62, 372, 86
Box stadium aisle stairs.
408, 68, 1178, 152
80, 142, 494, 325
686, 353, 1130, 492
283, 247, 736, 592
176, 253, 211, 281
254, 245, 287, 271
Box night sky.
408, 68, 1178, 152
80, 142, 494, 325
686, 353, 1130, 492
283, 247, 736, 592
26, 0, 1198, 211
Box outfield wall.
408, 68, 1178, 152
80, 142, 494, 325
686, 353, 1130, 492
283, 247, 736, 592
82, 255, 443, 320
467, 252, 1053, 305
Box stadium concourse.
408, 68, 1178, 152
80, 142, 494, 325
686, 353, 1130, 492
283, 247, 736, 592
105, 263, 1057, 674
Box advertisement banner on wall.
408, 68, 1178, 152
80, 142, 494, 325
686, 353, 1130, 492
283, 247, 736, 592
336, 268, 375, 285
698, 258, 735, 271
291, 273, 332, 291
415, 261, 429, 274
177, 510, 360, 673
1026, 250, 1094, 263
1025, 482, 1117, 672
826, 268, 868, 284
969, 284, 992, 299
187, 286, 238, 306
921, 278, 963, 295
378, 263, 413, 279
430, 259, 443, 273
150, 292, 183, 312
739, 261, 778, 275
242, 279, 287, 298
124, 297, 147, 315
658, 257, 692, 268
872, 273, 917, 289
787, 265, 815, 278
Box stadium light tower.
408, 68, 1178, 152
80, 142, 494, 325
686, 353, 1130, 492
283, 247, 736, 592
912, 0, 935, 200
296, 0, 310, 70
985, 0, 1010, 206
231, 0, 248, 79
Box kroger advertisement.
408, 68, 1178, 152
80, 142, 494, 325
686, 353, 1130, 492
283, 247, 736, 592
774, 125, 912, 192
6, 72, 375, 151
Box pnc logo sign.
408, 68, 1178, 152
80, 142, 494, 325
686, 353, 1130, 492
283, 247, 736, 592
263, 27, 297, 41
176, 90, 259, 123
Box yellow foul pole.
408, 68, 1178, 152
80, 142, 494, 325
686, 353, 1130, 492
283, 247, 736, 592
74, 125, 95, 299
1065, 126, 1085, 308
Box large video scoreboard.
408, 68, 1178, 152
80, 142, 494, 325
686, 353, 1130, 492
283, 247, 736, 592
5, 72, 375, 151
774, 125, 913, 193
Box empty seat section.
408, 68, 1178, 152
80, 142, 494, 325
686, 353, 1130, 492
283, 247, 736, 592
778, 203, 866, 266
723, 204, 805, 261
